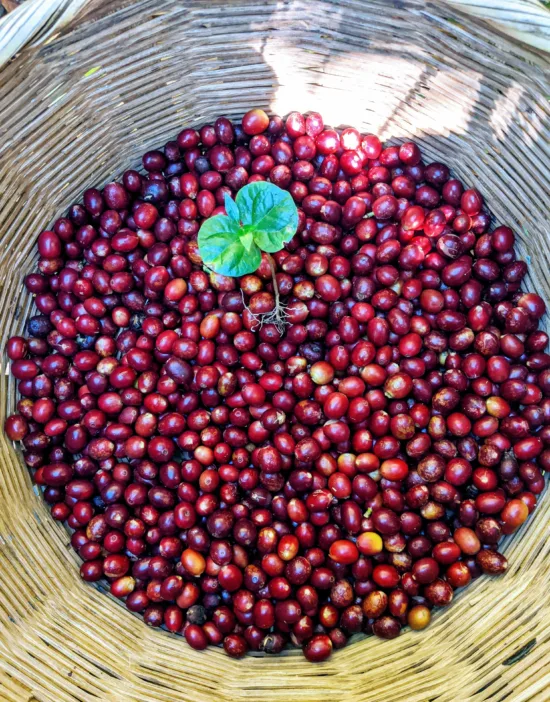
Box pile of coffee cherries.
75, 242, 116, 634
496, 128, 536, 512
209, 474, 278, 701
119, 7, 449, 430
4, 108, 548, 662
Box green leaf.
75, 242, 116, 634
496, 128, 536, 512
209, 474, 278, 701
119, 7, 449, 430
197, 181, 297, 278
224, 192, 240, 223
198, 215, 261, 277
240, 230, 255, 253
236, 182, 298, 253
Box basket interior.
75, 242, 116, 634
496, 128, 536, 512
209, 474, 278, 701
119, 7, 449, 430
0, 1, 550, 700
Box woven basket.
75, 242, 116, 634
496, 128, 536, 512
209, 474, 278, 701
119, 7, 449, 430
1, 1, 550, 701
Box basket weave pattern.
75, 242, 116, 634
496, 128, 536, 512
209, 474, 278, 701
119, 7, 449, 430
0, 2, 550, 700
